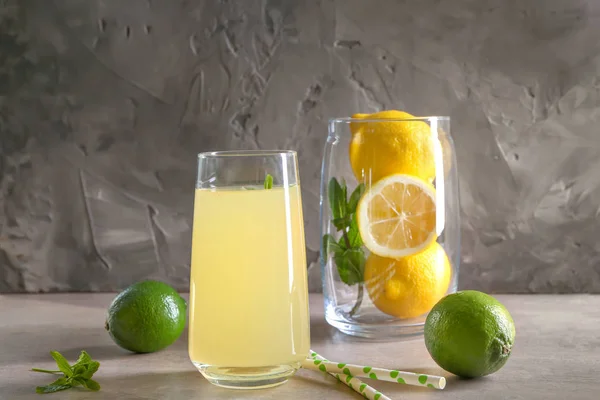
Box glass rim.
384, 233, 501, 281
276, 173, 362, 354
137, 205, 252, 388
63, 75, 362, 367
329, 116, 450, 123
197, 150, 297, 159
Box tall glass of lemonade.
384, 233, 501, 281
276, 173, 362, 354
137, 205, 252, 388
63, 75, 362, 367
189, 150, 310, 389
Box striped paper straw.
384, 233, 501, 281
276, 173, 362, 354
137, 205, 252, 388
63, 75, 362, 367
305, 351, 445, 390
305, 351, 391, 400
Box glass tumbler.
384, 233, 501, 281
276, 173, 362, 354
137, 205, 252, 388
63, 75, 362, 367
189, 150, 310, 389
320, 117, 460, 339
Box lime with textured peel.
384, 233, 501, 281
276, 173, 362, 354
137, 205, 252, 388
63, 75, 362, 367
105, 280, 187, 353
424, 290, 515, 378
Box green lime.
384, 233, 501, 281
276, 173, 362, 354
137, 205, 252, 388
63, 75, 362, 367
105, 280, 187, 353
424, 290, 515, 378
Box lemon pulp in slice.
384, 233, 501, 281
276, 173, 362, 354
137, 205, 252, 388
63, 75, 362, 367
357, 174, 437, 258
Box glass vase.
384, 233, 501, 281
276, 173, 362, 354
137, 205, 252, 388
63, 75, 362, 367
320, 116, 460, 339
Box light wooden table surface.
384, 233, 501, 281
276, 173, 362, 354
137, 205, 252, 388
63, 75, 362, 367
1, 293, 598, 399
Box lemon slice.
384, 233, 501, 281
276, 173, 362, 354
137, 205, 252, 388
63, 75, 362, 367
357, 174, 437, 258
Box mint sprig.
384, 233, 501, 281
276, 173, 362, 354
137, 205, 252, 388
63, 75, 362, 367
32, 351, 101, 394
264, 173, 273, 189
323, 178, 366, 315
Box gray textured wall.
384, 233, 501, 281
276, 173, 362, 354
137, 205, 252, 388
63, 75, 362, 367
2, 0, 600, 293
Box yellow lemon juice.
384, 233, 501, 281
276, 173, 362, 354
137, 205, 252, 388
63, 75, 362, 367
189, 184, 310, 373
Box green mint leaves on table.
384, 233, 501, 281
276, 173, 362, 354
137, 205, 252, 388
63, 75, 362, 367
264, 173, 274, 189
323, 178, 366, 287
32, 350, 101, 394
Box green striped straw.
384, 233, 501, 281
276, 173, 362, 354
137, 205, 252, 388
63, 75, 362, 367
304, 350, 446, 390
305, 351, 391, 400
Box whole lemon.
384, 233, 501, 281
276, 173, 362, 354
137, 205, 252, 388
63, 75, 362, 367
364, 242, 452, 319
424, 291, 516, 378
349, 110, 436, 183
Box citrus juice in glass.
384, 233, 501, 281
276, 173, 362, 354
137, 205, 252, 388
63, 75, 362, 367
188, 151, 310, 389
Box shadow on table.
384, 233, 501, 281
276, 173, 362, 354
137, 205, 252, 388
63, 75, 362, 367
293, 373, 361, 396
55, 329, 188, 363
0, 325, 174, 367
309, 314, 337, 343
52, 344, 133, 361
438, 375, 491, 392
101, 370, 200, 388
363, 372, 490, 395
4, 372, 203, 400
310, 314, 425, 345
297, 367, 469, 398
99, 371, 284, 399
